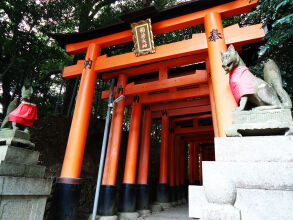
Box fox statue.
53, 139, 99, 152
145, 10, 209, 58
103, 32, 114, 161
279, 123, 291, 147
1, 86, 37, 134
221, 45, 292, 111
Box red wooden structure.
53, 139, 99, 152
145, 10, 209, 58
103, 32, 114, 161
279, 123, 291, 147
50, 0, 264, 218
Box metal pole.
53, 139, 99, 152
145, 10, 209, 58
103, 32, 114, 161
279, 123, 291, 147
91, 78, 115, 220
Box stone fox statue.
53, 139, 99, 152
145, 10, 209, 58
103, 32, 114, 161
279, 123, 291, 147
1, 86, 37, 133
221, 45, 292, 111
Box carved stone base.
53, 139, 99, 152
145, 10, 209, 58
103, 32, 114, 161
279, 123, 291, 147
225, 109, 293, 137
0, 129, 35, 148
202, 204, 241, 220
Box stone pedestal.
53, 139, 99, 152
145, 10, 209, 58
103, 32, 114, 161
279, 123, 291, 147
225, 109, 293, 136
0, 130, 52, 220
202, 204, 241, 220
189, 136, 293, 220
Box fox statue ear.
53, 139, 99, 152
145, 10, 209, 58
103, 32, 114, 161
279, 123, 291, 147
21, 86, 26, 94
29, 86, 33, 94
228, 44, 235, 52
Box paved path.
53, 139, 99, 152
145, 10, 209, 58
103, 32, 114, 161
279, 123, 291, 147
139, 204, 191, 220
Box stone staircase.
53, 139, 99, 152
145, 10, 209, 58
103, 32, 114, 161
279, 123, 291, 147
0, 130, 52, 220
189, 136, 293, 220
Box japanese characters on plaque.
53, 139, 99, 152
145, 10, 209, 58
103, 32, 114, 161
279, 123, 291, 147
131, 18, 155, 56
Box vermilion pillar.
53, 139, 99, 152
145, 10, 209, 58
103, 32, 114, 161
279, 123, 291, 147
189, 142, 195, 184
137, 105, 152, 212
174, 136, 181, 203
193, 143, 200, 185
157, 112, 170, 204
199, 145, 203, 185
206, 58, 219, 137
120, 95, 142, 213
168, 128, 176, 204
179, 140, 185, 202
99, 74, 127, 216
137, 105, 152, 185
204, 12, 237, 137
52, 43, 100, 220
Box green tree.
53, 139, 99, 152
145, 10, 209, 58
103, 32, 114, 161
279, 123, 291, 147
246, 0, 293, 95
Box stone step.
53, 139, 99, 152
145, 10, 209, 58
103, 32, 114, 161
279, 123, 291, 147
0, 161, 45, 178
0, 145, 39, 164
189, 185, 293, 220
0, 176, 52, 196
0, 176, 52, 220
215, 136, 293, 162
203, 161, 293, 190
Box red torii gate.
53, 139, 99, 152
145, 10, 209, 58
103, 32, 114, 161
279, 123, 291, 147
50, 0, 264, 219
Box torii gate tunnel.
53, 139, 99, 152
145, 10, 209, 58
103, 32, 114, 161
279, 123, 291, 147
50, 0, 264, 219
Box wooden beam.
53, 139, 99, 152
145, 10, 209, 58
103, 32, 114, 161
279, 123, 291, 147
63, 23, 264, 78
152, 105, 211, 118
103, 83, 209, 105
102, 53, 206, 81
181, 135, 214, 143
125, 70, 207, 95
65, 0, 258, 54
150, 97, 210, 112
174, 126, 214, 135
171, 114, 212, 123
141, 84, 209, 104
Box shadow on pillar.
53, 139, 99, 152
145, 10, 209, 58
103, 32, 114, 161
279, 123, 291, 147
157, 183, 169, 203
169, 186, 176, 203
98, 185, 117, 216
49, 178, 81, 220
137, 184, 149, 210
119, 183, 136, 212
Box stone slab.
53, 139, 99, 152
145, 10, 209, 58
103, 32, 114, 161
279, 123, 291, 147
215, 136, 293, 162
0, 161, 45, 178
202, 204, 241, 220
159, 202, 172, 210
118, 212, 139, 220
0, 129, 35, 148
151, 203, 162, 212
88, 215, 118, 220
143, 205, 189, 220
225, 121, 293, 136
0, 129, 30, 141
188, 185, 207, 218
0, 195, 48, 220
232, 109, 292, 124
0, 145, 39, 164
189, 186, 293, 220
202, 161, 293, 190
0, 176, 52, 196
137, 209, 151, 216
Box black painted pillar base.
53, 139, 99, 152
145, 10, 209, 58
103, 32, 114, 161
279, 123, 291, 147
194, 180, 201, 185
136, 184, 149, 210
157, 183, 169, 203
119, 183, 136, 212
169, 186, 176, 203
180, 184, 185, 200
175, 185, 181, 201
98, 185, 117, 216
49, 178, 81, 220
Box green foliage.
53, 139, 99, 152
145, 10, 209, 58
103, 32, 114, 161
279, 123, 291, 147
245, 0, 293, 96
0, 0, 73, 116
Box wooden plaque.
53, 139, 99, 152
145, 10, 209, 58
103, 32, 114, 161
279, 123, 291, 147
131, 18, 155, 56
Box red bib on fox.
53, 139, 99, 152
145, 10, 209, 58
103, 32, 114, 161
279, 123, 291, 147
229, 66, 255, 103
9, 101, 38, 127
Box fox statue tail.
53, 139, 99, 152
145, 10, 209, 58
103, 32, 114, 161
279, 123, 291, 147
263, 59, 292, 109
0, 98, 18, 129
